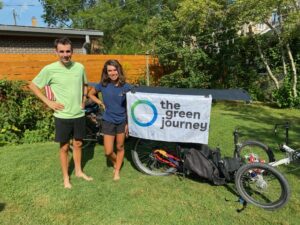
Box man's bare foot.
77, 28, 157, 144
64, 178, 72, 189
75, 172, 93, 181
113, 171, 120, 181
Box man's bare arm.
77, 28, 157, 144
81, 83, 88, 109
28, 81, 64, 111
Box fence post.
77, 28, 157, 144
146, 50, 150, 86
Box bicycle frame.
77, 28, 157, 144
268, 122, 300, 167
269, 144, 300, 167
233, 129, 243, 153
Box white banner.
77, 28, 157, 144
126, 92, 212, 144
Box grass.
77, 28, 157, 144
1, 102, 300, 225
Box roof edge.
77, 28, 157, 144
0, 24, 103, 37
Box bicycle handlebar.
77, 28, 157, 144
274, 122, 290, 146
274, 122, 290, 134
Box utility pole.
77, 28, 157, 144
12, 9, 18, 25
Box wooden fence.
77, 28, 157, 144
0, 54, 162, 84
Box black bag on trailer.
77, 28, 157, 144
183, 145, 226, 185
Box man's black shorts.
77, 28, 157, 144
54, 116, 86, 143
102, 120, 126, 136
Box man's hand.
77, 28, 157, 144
28, 82, 64, 111
47, 100, 64, 111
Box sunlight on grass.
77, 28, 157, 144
0, 102, 300, 225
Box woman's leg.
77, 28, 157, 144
103, 134, 117, 167
114, 132, 126, 180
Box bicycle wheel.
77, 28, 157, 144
234, 140, 275, 163
235, 163, 290, 210
131, 138, 179, 176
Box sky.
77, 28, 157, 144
0, 0, 47, 27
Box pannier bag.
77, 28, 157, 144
183, 145, 226, 185
218, 157, 242, 182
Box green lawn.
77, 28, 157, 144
1, 102, 300, 225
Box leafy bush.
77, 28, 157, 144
272, 79, 300, 108
0, 79, 54, 145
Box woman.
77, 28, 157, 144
88, 59, 131, 180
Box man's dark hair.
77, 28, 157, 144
54, 37, 73, 50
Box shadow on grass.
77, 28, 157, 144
0, 203, 5, 212
68, 142, 97, 175
66, 136, 137, 175
187, 173, 248, 212
285, 160, 300, 178
217, 102, 300, 146
123, 137, 139, 169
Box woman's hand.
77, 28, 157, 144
98, 102, 106, 110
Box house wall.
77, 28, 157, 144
0, 36, 86, 54
0, 54, 162, 84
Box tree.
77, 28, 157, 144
39, 0, 177, 53
144, 0, 229, 88
39, 0, 95, 27
229, 0, 300, 99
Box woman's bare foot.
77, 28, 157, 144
75, 172, 93, 181
113, 170, 120, 181
64, 178, 72, 189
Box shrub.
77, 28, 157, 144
272, 79, 300, 108
0, 79, 54, 145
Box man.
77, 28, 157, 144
29, 37, 92, 189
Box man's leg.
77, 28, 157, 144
55, 117, 73, 188
114, 132, 126, 181
60, 142, 72, 189
73, 138, 93, 181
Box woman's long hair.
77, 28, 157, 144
101, 59, 126, 87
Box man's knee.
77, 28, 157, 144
72, 139, 83, 148
60, 142, 69, 152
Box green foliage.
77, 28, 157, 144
40, 0, 178, 53
39, 0, 97, 26
272, 78, 300, 108
158, 47, 212, 88
145, 5, 216, 88
0, 80, 54, 145
22, 129, 52, 144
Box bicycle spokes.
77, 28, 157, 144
132, 139, 179, 176
153, 149, 180, 168
235, 163, 290, 210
